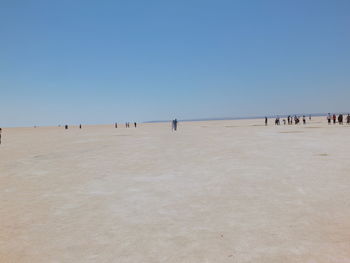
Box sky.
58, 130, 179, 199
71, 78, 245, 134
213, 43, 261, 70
1, 0, 349, 127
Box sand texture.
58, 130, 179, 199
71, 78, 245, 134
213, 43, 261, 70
1, 117, 350, 262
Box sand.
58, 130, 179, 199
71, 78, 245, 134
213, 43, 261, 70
1, 117, 350, 262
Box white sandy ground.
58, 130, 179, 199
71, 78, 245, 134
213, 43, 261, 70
0, 117, 350, 262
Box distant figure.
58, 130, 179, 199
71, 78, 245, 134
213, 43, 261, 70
265, 117, 268, 126
327, 113, 331, 125
0, 128, 2, 144
134, 122, 137, 128
338, 114, 343, 125
172, 119, 178, 131
115, 123, 118, 128
79, 124, 82, 129
309, 114, 311, 120
303, 115, 306, 125
333, 114, 336, 124
125, 122, 128, 128
347, 114, 350, 125
287, 116, 291, 125
294, 116, 299, 125
275, 117, 280, 125
65, 125, 68, 130
283, 119, 286, 125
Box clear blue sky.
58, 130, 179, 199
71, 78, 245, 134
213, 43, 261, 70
1, 0, 349, 126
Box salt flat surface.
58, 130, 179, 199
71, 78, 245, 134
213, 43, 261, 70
1, 117, 350, 262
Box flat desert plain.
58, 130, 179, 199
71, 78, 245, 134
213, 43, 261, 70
1, 117, 350, 263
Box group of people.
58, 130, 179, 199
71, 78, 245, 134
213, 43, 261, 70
122, 122, 137, 128
62, 123, 139, 129
63, 124, 82, 129
265, 113, 350, 126
266, 115, 310, 126
327, 113, 350, 125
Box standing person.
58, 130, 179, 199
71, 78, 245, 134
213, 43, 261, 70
303, 115, 306, 124
174, 119, 178, 131
265, 117, 268, 126
79, 124, 82, 129
333, 114, 337, 124
65, 125, 68, 130
338, 114, 343, 125
0, 128, 2, 145
309, 114, 312, 120
327, 113, 331, 125
347, 114, 350, 125
134, 122, 137, 128
283, 119, 286, 125
115, 123, 118, 128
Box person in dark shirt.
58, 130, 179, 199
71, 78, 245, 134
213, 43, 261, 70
338, 114, 343, 125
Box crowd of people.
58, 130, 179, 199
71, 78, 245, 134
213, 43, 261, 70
327, 113, 350, 125
265, 113, 350, 126
267, 115, 309, 126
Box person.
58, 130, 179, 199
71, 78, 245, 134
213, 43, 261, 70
333, 114, 336, 124
327, 113, 331, 125
134, 122, 137, 128
65, 125, 68, 130
275, 116, 280, 125
287, 116, 291, 125
0, 128, 2, 144
115, 123, 118, 128
338, 114, 343, 125
172, 119, 178, 131
265, 117, 268, 126
309, 114, 311, 120
294, 116, 298, 125
347, 114, 350, 125
79, 124, 82, 129
283, 119, 286, 125
303, 115, 306, 125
